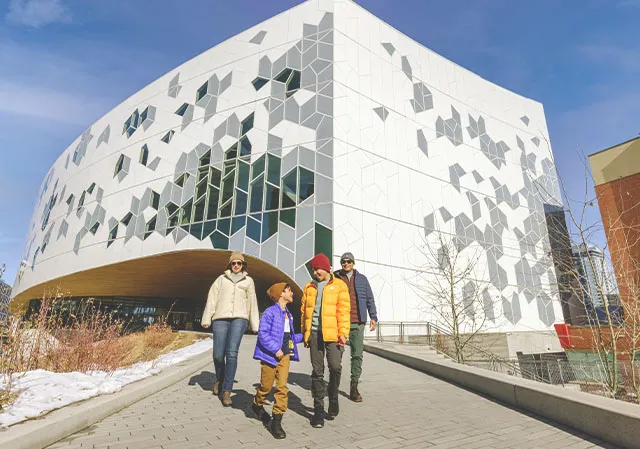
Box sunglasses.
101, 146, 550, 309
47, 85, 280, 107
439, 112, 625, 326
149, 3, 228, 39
341, 259, 354, 265
231, 261, 244, 267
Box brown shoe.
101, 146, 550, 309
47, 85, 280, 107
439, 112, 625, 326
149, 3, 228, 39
213, 381, 219, 396
350, 381, 362, 402
221, 391, 232, 407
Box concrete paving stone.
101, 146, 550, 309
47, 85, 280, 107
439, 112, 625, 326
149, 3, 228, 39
47, 337, 616, 449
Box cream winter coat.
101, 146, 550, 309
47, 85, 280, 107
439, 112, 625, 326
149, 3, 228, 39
201, 270, 259, 332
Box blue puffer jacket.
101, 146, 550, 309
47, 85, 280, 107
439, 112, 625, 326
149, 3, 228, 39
253, 303, 302, 367
335, 269, 378, 322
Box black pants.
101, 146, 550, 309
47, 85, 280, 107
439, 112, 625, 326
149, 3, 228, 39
309, 330, 344, 408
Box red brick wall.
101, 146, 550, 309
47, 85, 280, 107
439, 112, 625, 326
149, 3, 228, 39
595, 172, 640, 305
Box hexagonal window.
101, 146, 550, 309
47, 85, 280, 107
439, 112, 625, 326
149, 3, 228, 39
123, 110, 139, 138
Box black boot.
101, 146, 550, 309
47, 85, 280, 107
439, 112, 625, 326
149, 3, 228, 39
311, 406, 325, 428
251, 402, 270, 426
350, 381, 362, 402
270, 414, 286, 439
328, 398, 339, 418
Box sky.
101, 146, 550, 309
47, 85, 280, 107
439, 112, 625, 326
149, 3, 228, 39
0, 0, 639, 284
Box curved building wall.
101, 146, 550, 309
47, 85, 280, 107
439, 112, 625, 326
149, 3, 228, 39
14, 0, 565, 333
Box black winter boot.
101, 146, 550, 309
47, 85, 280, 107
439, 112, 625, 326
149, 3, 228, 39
311, 406, 325, 428
270, 414, 286, 439
251, 402, 270, 426
328, 398, 339, 418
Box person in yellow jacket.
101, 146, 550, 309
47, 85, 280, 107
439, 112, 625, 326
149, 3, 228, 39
300, 253, 350, 429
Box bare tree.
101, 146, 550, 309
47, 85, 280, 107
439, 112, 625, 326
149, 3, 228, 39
410, 230, 497, 363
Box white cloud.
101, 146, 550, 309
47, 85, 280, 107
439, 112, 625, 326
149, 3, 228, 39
6, 0, 71, 28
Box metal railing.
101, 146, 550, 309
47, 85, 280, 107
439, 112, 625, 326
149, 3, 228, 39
367, 321, 549, 383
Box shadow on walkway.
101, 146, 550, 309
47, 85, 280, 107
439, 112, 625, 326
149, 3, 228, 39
188, 371, 215, 392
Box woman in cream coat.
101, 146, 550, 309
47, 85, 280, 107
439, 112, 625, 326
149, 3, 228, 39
202, 252, 259, 407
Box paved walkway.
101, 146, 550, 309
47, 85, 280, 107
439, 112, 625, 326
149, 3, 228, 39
49, 336, 615, 449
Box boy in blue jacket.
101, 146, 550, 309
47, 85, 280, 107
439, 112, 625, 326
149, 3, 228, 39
252, 282, 301, 439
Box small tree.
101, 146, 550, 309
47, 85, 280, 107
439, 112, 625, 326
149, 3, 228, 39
411, 230, 496, 363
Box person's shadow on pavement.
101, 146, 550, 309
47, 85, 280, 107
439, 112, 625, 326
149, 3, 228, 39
188, 371, 215, 392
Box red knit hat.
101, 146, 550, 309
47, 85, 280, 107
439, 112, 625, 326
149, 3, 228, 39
309, 253, 331, 272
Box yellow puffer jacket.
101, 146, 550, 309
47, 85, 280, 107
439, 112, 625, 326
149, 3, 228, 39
301, 274, 351, 344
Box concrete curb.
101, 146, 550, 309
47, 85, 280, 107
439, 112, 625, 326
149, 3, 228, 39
364, 341, 640, 449
0, 348, 212, 449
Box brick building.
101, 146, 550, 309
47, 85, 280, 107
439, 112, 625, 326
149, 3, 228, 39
589, 136, 640, 307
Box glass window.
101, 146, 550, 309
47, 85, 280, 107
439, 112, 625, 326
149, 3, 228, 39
78, 191, 86, 210
224, 160, 235, 177
199, 151, 211, 167
193, 198, 206, 222
286, 70, 301, 97
265, 183, 280, 210
210, 232, 229, 250
231, 215, 246, 235
144, 216, 157, 240
250, 175, 264, 213
275, 68, 293, 83
175, 173, 188, 187
219, 202, 232, 218
114, 155, 125, 177
252, 155, 265, 180
196, 81, 209, 102
180, 200, 192, 225
210, 167, 222, 187
280, 209, 295, 228
315, 223, 332, 260
66, 194, 74, 206
196, 178, 207, 200
262, 211, 278, 241
252, 77, 268, 90
237, 161, 250, 192
107, 225, 118, 248
226, 143, 238, 161
221, 173, 235, 205
150, 191, 160, 210
267, 154, 281, 186
206, 185, 219, 220
89, 222, 100, 235
140, 145, 149, 166
161, 130, 175, 143
203, 220, 216, 239
240, 136, 252, 157
175, 103, 189, 116
298, 167, 314, 203
281, 169, 297, 208
167, 214, 179, 233
217, 218, 231, 235
247, 215, 261, 242
190, 222, 204, 240
241, 113, 254, 136
121, 212, 133, 226
140, 107, 149, 123
166, 203, 179, 217
87, 183, 96, 194
234, 189, 248, 215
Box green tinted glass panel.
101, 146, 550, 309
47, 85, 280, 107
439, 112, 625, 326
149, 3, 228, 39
199, 151, 211, 167
237, 161, 250, 192
168, 215, 179, 229
249, 175, 264, 213
281, 169, 297, 208
247, 215, 261, 242
226, 144, 238, 160
240, 136, 252, 157
175, 173, 188, 187
262, 211, 278, 242
315, 223, 332, 261
193, 198, 206, 222
210, 231, 229, 250
150, 191, 160, 210
196, 179, 207, 200
166, 203, 178, 216
197, 166, 208, 183
203, 220, 217, 239
207, 186, 219, 220
180, 200, 192, 225
252, 155, 265, 180
221, 173, 235, 205
241, 113, 254, 136
224, 161, 235, 177
219, 202, 232, 218
265, 184, 280, 211
210, 168, 221, 187
231, 216, 246, 235
217, 218, 231, 235
235, 190, 248, 215
299, 167, 314, 203
280, 209, 296, 228
196, 82, 208, 102
267, 154, 281, 186
189, 222, 204, 240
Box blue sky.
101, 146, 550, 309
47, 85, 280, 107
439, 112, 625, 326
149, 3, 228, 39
1, 0, 639, 284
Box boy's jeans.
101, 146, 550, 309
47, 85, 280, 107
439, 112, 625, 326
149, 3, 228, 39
212, 318, 248, 392
253, 355, 291, 414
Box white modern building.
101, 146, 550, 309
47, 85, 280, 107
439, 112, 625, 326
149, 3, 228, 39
11, 0, 565, 335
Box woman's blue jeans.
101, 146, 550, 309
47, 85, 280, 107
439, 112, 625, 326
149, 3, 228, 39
212, 318, 248, 392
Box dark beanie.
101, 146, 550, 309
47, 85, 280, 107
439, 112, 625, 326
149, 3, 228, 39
310, 253, 331, 272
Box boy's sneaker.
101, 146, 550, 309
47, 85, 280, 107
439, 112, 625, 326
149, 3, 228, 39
311, 406, 325, 428
251, 402, 270, 425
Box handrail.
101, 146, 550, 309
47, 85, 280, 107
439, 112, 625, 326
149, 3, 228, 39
372, 321, 550, 383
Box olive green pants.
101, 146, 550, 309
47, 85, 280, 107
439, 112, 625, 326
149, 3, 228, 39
349, 323, 365, 382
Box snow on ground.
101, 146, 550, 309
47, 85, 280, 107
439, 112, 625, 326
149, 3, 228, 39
0, 337, 212, 427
